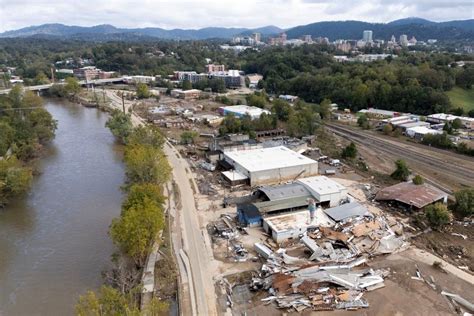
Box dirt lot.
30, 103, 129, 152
412, 223, 474, 271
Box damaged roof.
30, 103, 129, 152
323, 202, 371, 222
258, 182, 312, 201
375, 182, 447, 209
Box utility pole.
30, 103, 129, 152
50, 67, 55, 83
121, 92, 125, 113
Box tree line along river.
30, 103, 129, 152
0, 99, 125, 315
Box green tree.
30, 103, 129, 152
453, 188, 474, 217
127, 126, 164, 148
425, 203, 452, 228
29, 108, 58, 143
357, 114, 369, 129
209, 78, 227, 93
64, 77, 81, 97
272, 99, 292, 121
219, 113, 241, 135
246, 94, 266, 108
0, 157, 33, 206
75, 286, 140, 316
383, 124, 393, 135
0, 122, 15, 156
34, 71, 50, 85
110, 197, 165, 266
412, 174, 424, 185
136, 83, 150, 99
123, 144, 171, 185
341, 142, 357, 159
145, 297, 169, 315
105, 110, 133, 144
48, 84, 67, 97
182, 79, 192, 91
180, 131, 199, 145
319, 98, 332, 120
122, 183, 165, 211
391, 159, 410, 181
451, 118, 463, 130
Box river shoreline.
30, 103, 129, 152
0, 99, 125, 315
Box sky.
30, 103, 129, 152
0, 0, 472, 32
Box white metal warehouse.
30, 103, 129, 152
297, 176, 348, 207
223, 146, 318, 186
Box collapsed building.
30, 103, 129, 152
375, 182, 448, 209
248, 201, 407, 312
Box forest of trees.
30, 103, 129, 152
0, 86, 57, 206
1, 38, 473, 116
240, 45, 473, 115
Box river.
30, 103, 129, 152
0, 99, 125, 315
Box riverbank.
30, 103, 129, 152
0, 88, 57, 207
0, 99, 125, 315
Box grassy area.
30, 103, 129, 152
226, 93, 247, 105
447, 86, 474, 112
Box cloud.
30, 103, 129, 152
0, 0, 471, 32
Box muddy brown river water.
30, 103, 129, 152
0, 99, 125, 315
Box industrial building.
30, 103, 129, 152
218, 105, 271, 119
427, 113, 474, 130
170, 89, 201, 99
296, 176, 348, 207
235, 176, 349, 226
406, 126, 443, 140
262, 209, 334, 243
223, 146, 318, 186
358, 108, 401, 118
375, 182, 448, 209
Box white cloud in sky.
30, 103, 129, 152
0, 0, 472, 32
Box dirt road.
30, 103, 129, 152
326, 123, 474, 192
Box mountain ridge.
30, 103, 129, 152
1, 18, 472, 41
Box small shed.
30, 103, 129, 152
237, 205, 262, 227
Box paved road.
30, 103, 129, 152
326, 123, 474, 192
106, 90, 216, 315
163, 143, 217, 316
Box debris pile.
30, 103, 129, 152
249, 210, 407, 313
209, 215, 251, 262
210, 215, 237, 239
252, 250, 389, 312
303, 213, 408, 262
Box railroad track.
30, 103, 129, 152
326, 123, 474, 191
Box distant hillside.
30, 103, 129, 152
0, 23, 282, 40
1, 19, 472, 41
286, 19, 474, 41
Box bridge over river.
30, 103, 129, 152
0, 77, 125, 95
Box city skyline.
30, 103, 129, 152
0, 0, 472, 32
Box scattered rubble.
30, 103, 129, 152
251, 250, 389, 312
